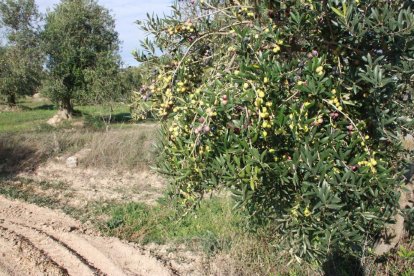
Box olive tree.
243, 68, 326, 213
42, 0, 120, 116
0, 0, 43, 106
133, 0, 414, 262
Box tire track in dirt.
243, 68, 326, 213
1, 221, 102, 276
0, 225, 69, 276
0, 195, 173, 276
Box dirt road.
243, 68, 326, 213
0, 195, 173, 276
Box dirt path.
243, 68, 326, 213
0, 195, 173, 276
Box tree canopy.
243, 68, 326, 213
133, 0, 414, 261
0, 0, 43, 105
42, 0, 120, 115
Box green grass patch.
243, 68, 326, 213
102, 197, 242, 255
77, 104, 130, 117
0, 109, 56, 133
0, 97, 133, 133
79, 104, 132, 130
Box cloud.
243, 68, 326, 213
36, 0, 174, 66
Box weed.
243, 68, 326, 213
83, 114, 105, 130
0, 178, 61, 208
81, 126, 158, 170
102, 197, 242, 249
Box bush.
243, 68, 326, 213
132, 0, 414, 262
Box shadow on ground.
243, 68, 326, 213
32, 104, 55, 110
81, 112, 132, 129
84, 112, 131, 123
18, 104, 56, 111
0, 136, 45, 177
322, 252, 364, 276
110, 112, 132, 123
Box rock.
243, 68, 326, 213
67, 226, 78, 232
403, 134, 414, 151
66, 156, 78, 168
47, 109, 71, 126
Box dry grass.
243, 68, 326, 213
0, 131, 90, 175
82, 124, 158, 170
206, 231, 318, 276
0, 123, 159, 175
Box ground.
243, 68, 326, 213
0, 96, 205, 275
0, 195, 171, 276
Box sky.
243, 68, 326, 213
36, 0, 174, 66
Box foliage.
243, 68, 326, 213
41, 0, 121, 114
132, 0, 414, 262
129, 59, 170, 120
0, 0, 43, 105
118, 66, 143, 103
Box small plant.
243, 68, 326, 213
398, 246, 414, 259
102, 197, 243, 253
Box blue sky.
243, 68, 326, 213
37, 0, 174, 66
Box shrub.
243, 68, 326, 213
132, 0, 414, 262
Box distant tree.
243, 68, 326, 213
0, 0, 43, 106
42, 0, 120, 117
121, 67, 142, 93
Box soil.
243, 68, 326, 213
1, 149, 207, 275
0, 195, 173, 276
19, 156, 165, 208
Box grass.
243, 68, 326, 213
0, 108, 56, 132
103, 197, 241, 249
82, 126, 158, 169
0, 95, 158, 173
0, 96, 134, 133
0, 177, 66, 208
0, 125, 158, 177
0, 131, 91, 175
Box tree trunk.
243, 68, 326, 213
60, 98, 73, 118
47, 98, 73, 126
6, 94, 16, 107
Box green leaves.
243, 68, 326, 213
134, 0, 413, 264
0, 0, 43, 105
42, 0, 120, 112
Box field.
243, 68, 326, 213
0, 96, 413, 275
0, 96, 132, 133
